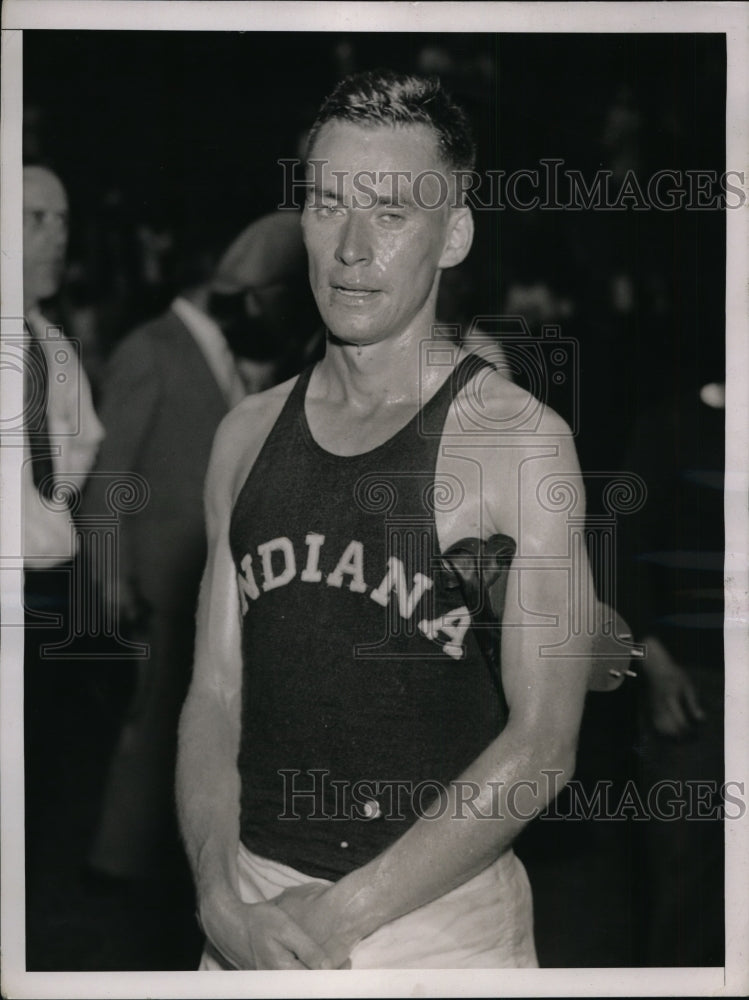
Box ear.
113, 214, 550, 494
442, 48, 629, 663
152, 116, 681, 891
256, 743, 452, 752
439, 207, 474, 269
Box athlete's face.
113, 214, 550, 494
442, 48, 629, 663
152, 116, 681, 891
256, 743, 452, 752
301, 122, 472, 349
23, 166, 69, 310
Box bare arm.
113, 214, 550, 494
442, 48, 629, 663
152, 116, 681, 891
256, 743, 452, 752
175, 416, 244, 921
175, 400, 333, 970
277, 408, 592, 953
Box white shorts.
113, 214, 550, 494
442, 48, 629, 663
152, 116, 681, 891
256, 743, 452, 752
199, 842, 538, 969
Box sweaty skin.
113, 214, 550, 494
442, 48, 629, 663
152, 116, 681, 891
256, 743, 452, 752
176, 122, 594, 969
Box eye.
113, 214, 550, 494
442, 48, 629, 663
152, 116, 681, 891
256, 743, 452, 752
25, 210, 46, 226
24, 210, 68, 229
306, 196, 345, 218
379, 211, 405, 225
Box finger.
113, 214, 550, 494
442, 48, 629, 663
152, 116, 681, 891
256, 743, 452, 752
276, 918, 333, 970
682, 684, 706, 721
206, 938, 247, 971
253, 937, 308, 970
204, 939, 244, 970
267, 950, 312, 970
669, 700, 689, 732
235, 934, 306, 971
654, 702, 687, 737
317, 936, 351, 969
278, 881, 327, 904
654, 713, 680, 738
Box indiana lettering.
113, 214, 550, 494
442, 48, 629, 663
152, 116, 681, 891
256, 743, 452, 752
236, 533, 472, 659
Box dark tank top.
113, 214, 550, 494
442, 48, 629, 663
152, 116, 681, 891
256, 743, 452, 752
229, 354, 510, 880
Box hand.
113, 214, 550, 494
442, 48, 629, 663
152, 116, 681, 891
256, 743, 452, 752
642, 636, 705, 738
199, 884, 334, 970
274, 881, 355, 969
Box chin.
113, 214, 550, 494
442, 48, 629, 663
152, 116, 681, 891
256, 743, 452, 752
28, 273, 62, 305
323, 313, 388, 344
327, 325, 387, 349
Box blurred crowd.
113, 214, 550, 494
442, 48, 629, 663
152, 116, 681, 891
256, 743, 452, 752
20, 31, 725, 971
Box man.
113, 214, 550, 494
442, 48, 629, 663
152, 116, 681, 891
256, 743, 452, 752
22, 165, 104, 567
83, 212, 311, 882
209, 210, 321, 387
618, 379, 725, 966
22, 165, 105, 887
176, 70, 597, 970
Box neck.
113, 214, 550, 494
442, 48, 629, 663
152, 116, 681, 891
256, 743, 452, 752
25, 300, 43, 334
325, 334, 423, 407
318, 304, 447, 406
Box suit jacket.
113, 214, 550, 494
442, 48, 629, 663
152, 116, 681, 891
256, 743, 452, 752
82, 308, 231, 615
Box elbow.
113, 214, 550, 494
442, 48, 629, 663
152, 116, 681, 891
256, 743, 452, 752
504, 713, 580, 788
528, 725, 578, 793
543, 741, 578, 797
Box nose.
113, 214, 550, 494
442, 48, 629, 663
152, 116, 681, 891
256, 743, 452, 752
52, 223, 68, 252
335, 211, 371, 267
44, 212, 68, 250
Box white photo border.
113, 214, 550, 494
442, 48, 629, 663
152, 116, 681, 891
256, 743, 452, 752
1, 2, 747, 997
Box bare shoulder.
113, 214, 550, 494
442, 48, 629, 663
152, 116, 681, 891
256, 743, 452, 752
207, 374, 300, 512
441, 364, 582, 540
452, 363, 574, 450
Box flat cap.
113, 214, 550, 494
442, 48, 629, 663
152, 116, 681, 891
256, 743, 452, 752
211, 210, 307, 294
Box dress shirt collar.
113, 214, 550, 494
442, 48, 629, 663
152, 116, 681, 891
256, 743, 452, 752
170, 296, 245, 407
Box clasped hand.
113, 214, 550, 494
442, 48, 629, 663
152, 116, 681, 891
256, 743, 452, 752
201, 881, 354, 970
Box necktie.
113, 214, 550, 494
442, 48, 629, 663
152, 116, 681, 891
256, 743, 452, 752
25, 337, 56, 500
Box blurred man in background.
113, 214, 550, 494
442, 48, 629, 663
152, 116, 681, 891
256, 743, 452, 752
22, 165, 104, 566
618, 376, 725, 966
23, 165, 105, 861
83, 211, 316, 885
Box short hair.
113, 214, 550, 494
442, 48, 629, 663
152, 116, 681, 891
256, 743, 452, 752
306, 69, 476, 173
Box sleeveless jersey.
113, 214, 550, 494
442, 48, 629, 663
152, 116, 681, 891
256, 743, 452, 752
229, 354, 510, 880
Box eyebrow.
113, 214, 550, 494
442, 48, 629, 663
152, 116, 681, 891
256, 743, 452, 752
24, 205, 69, 215
309, 183, 416, 210
373, 191, 416, 209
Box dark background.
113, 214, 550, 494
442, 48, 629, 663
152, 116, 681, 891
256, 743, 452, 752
22, 29, 726, 971
25, 31, 726, 403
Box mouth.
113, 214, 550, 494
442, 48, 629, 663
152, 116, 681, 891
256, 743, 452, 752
330, 285, 380, 306
331, 283, 380, 299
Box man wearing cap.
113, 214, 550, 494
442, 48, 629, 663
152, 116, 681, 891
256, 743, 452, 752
210, 210, 321, 387
177, 71, 620, 970
84, 212, 311, 881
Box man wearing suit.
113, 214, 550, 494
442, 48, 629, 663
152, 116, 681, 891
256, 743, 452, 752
84, 212, 311, 880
